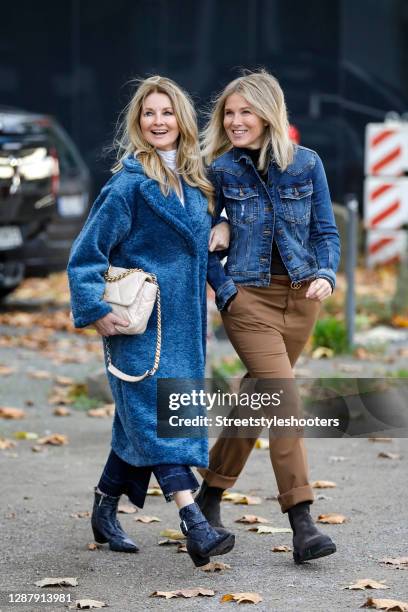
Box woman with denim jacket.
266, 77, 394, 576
67, 76, 234, 567
196, 70, 341, 564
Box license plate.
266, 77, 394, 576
0, 226, 23, 250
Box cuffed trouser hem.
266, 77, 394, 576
278, 484, 314, 513
197, 466, 238, 490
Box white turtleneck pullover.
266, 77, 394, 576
157, 148, 185, 206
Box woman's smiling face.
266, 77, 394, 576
140, 92, 180, 151
223, 93, 266, 150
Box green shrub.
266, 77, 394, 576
312, 317, 348, 354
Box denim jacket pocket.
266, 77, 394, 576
277, 180, 312, 224
222, 185, 259, 225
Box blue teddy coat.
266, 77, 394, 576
67, 155, 211, 467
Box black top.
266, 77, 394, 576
242, 148, 287, 275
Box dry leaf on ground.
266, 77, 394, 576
35, 577, 78, 587
158, 539, 180, 546
53, 407, 71, 416
150, 588, 215, 599
147, 486, 163, 496
272, 545, 292, 552
159, 528, 185, 540
0, 406, 26, 419
177, 544, 188, 553
221, 592, 263, 604
222, 492, 262, 505
87, 404, 115, 418
235, 515, 269, 525
69, 600, 107, 609
200, 562, 231, 572
368, 437, 392, 443
31, 445, 45, 453
248, 526, 292, 534
28, 370, 52, 380
55, 375, 75, 386
311, 480, 337, 489
0, 365, 15, 376
134, 515, 161, 523
0, 438, 17, 450
312, 347, 334, 359
378, 452, 401, 460
379, 557, 408, 570
361, 597, 408, 611
87, 543, 99, 550
13, 431, 38, 440
254, 439, 269, 450
70, 511, 91, 519
317, 513, 347, 524
344, 579, 389, 590
118, 503, 137, 514
37, 433, 68, 446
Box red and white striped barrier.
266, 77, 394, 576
364, 122, 408, 266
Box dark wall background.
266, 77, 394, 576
1, 0, 407, 201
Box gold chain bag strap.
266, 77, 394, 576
103, 265, 161, 382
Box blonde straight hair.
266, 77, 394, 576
113, 75, 214, 212
201, 69, 294, 172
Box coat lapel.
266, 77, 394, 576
181, 180, 210, 234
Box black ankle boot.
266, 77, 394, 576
91, 488, 139, 553
288, 502, 336, 564
179, 502, 235, 567
195, 481, 226, 531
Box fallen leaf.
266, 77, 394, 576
134, 515, 161, 523
28, 370, 52, 380
87, 404, 115, 418
55, 375, 75, 386
70, 511, 91, 519
353, 347, 371, 360
222, 492, 262, 505
272, 545, 292, 552
53, 407, 71, 416
311, 480, 337, 489
200, 562, 231, 572
379, 557, 408, 570
150, 588, 215, 599
118, 503, 137, 514
0, 406, 26, 419
147, 486, 163, 496
37, 433, 68, 446
159, 528, 185, 540
87, 543, 99, 550
35, 577, 78, 587
31, 445, 45, 453
392, 315, 408, 328
0, 365, 15, 376
0, 438, 16, 450
378, 452, 401, 460
312, 347, 334, 359
361, 597, 408, 610
235, 515, 269, 524
344, 579, 389, 590
177, 544, 188, 553
158, 539, 180, 546
248, 526, 292, 534
69, 600, 107, 609
13, 431, 38, 440
221, 592, 263, 604
254, 439, 269, 450
368, 437, 392, 443
317, 513, 347, 524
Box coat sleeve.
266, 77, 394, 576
67, 184, 132, 327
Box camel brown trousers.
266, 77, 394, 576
198, 277, 321, 513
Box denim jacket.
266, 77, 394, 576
207, 145, 341, 310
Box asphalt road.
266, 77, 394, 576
1, 312, 407, 612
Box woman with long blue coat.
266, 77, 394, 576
67, 76, 234, 567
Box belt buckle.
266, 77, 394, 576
290, 280, 302, 290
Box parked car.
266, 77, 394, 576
0, 108, 91, 298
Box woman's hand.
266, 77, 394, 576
209, 221, 230, 252
306, 278, 332, 302
93, 312, 129, 336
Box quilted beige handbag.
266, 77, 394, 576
103, 265, 161, 382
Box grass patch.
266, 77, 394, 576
312, 317, 348, 354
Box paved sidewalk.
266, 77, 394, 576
1, 321, 408, 612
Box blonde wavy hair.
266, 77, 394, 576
113, 75, 214, 212
201, 69, 294, 172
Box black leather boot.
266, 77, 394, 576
195, 481, 227, 532
179, 502, 235, 567
91, 488, 139, 553
288, 501, 336, 564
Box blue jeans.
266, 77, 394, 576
98, 449, 199, 508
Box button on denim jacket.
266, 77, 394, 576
207, 145, 341, 310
